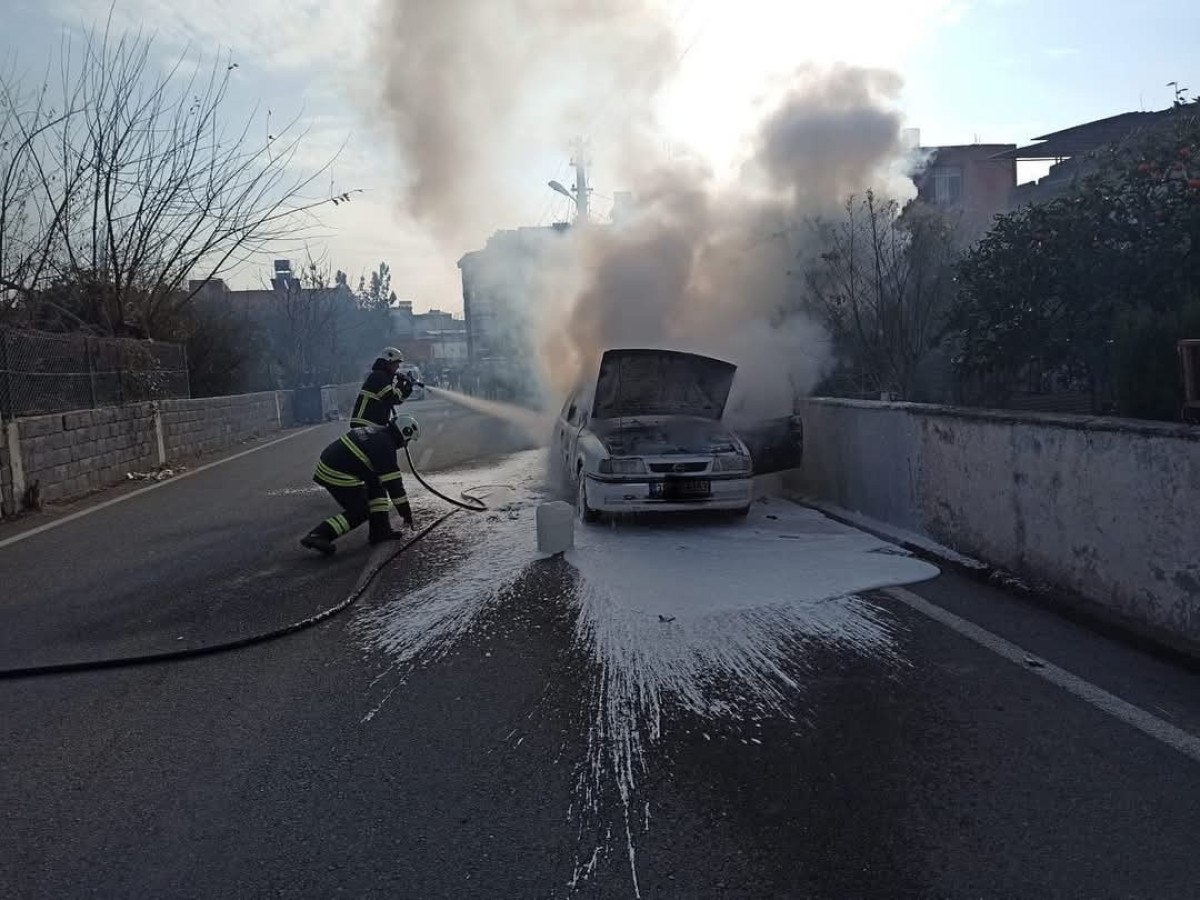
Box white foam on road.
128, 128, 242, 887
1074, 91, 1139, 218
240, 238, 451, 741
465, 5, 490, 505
359, 452, 940, 895
354, 452, 549, 678
570, 500, 940, 618
566, 498, 938, 893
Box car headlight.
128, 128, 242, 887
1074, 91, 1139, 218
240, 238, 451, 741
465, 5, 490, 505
714, 453, 750, 473
598, 457, 646, 475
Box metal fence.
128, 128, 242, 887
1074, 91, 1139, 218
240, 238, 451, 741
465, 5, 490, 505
0, 328, 190, 419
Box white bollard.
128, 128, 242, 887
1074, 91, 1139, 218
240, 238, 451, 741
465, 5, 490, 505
536, 500, 575, 555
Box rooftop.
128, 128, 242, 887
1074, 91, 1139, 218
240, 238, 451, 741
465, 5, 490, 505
994, 108, 1177, 160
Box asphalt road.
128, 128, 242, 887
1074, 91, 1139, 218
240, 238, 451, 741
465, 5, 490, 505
2, 395, 1199, 899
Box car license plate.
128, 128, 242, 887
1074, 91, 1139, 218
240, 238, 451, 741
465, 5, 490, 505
650, 479, 711, 500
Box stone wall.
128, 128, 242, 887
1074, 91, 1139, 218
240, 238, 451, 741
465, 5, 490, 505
17, 404, 160, 504
1, 380, 455, 518
0, 389, 305, 516
158, 392, 284, 462
792, 398, 1200, 647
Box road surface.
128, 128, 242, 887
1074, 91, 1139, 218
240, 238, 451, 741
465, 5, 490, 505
2, 395, 1199, 899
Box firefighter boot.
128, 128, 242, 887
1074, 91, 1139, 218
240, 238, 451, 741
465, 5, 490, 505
368, 512, 405, 545
301, 520, 339, 556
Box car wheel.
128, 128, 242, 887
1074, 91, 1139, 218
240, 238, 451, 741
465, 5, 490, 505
576, 469, 599, 523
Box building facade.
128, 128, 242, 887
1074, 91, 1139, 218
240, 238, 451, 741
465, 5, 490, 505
458, 224, 569, 363
913, 144, 1017, 239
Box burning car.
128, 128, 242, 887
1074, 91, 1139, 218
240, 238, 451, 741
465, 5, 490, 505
555, 349, 803, 520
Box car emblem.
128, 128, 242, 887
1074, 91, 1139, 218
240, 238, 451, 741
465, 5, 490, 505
673, 463, 689, 473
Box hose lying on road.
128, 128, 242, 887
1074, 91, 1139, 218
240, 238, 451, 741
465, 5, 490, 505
0, 461, 499, 682
404, 445, 489, 512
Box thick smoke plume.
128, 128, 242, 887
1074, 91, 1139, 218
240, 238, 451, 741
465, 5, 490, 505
377, 0, 676, 246
541, 64, 912, 419
375, 2, 914, 419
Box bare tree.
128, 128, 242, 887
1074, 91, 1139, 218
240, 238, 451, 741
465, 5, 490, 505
0, 43, 90, 325
0, 23, 354, 335
805, 191, 960, 398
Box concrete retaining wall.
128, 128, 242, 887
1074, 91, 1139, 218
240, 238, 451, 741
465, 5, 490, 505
0, 381, 386, 516
158, 392, 283, 462
16, 404, 160, 504
322, 383, 359, 419
0, 388, 301, 514
793, 398, 1200, 646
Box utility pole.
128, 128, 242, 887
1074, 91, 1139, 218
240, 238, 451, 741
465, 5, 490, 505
570, 138, 590, 224
547, 138, 592, 224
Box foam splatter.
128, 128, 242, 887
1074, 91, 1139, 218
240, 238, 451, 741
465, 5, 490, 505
358, 451, 938, 895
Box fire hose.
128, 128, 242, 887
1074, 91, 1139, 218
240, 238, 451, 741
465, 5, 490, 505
0, 449, 497, 681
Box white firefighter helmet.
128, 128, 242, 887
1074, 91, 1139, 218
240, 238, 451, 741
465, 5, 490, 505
390, 414, 420, 445
380, 346, 404, 363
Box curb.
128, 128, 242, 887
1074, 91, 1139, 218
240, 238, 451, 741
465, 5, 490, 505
796, 495, 1200, 673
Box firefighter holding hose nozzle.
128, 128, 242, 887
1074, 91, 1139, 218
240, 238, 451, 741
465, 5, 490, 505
300, 416, 420, 556
350, 347, 415, 428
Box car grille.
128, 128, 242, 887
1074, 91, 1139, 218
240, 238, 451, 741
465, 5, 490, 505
648, 461, 709, 474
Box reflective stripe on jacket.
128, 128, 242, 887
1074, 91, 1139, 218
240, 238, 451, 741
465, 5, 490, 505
313, 426, 406, 498
350, 369, 400, 427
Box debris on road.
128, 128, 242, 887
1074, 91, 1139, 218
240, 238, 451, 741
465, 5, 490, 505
126, 466, 186, 482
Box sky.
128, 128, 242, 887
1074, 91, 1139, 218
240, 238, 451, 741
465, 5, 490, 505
3, 0, 1197, 312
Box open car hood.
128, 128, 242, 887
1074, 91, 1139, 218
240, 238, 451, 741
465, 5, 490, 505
592, 349, 736, 421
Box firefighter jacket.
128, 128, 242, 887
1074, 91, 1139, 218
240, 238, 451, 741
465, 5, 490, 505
313, 426, 410, 513
350, 362, 412, 428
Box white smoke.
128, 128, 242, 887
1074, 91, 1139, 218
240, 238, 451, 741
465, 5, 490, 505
374, 3, 916, 418
536, 64, 913, 418
376, 0, 676, 247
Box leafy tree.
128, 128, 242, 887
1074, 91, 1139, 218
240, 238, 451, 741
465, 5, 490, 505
953, 104, 1200, 417
356, 262, 396, 311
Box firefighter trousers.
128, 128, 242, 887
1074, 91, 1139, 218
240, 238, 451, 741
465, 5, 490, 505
308, 482, 394, 543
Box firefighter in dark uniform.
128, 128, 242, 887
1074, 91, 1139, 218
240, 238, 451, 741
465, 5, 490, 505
351, 346, 414, 428
300, 415, 420, 555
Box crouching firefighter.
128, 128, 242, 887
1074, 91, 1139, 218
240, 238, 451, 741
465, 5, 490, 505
351, 346, 414, 428
300, 416, 420, 556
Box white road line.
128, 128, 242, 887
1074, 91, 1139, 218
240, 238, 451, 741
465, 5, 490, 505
884, 586, 1200, 765
0, 425, 323, 551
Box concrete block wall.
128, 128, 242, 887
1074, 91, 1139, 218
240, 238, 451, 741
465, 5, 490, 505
158, 392, 282, 462
793, 398, 1200, 646
321, 382, 359, 419
17, 404, 159, 504
0, 389, 305, 517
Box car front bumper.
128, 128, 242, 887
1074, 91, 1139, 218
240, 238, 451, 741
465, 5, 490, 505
584, 473, 752, 513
